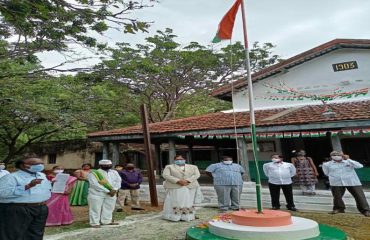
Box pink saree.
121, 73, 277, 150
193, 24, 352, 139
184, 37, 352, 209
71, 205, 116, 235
46, 175, 77, 226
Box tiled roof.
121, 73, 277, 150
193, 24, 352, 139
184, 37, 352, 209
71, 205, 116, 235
88, 100, 370, 138
211, 39, 370, 98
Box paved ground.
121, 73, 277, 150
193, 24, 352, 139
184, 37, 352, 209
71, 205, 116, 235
44, 208, 220, 240
44, 207, 370, 240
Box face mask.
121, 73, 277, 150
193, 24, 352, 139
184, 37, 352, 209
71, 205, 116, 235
332, 156, 342, 161
174, 160, 186, 165
272, 158, 281, 163
223, 161, 232, 165
54, 169, 64, 174
28, 164, 45, 173
0, 165, 5, 170
101, 166, 112, 170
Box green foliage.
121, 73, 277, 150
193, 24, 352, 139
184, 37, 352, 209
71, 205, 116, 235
0, 66, 141, 163
0, 0, 155, 77
99, 28, 280, 122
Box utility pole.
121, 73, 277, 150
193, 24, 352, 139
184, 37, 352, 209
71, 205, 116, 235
140, 104, 159, 207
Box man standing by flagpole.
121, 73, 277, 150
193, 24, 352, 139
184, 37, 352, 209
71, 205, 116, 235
213, 0, 263, 213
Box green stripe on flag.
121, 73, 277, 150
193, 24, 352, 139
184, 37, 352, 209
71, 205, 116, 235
212, 35, 221, 43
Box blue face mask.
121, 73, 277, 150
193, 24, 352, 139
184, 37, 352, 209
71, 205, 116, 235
28, 164, 45, 173
174, 160, 186, 165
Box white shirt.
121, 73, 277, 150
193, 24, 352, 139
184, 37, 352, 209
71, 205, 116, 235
88, 169, 122, 196
0, 170, 9, 179
263, 161, 296, 185
322, 159, 363, 186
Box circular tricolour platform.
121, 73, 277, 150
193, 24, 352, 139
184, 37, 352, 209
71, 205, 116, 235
209, 216, 319, 240
186, 224, 347, 240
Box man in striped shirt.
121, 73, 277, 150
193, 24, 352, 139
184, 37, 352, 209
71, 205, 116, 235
206, 156, 245, 212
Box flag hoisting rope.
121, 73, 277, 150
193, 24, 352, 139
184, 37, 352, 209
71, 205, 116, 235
212, 0, 263, 213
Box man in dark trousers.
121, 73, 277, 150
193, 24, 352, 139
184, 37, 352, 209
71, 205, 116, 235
0, 155, 52, 240
323, 151, 370, 217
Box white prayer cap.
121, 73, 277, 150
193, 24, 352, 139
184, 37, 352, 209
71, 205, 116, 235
99, 159, 112, 165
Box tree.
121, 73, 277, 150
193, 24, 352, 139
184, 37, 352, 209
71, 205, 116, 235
99, 28, 221, 122
216, 41, 281, 83
0, 0, 156, 77
98, 29, 280, 122
0, 73, 142, 163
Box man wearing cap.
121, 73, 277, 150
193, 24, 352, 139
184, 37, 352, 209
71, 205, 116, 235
323, 151, 370, 217
0, 155, 51, 240
87, 159, 122, 227
0, 162, 9, 179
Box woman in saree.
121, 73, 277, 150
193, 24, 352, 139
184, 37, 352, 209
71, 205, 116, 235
46, 166, 77, 226
69, 163, 92, 206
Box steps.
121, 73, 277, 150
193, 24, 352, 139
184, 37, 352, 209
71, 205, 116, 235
139, 183, 370, 213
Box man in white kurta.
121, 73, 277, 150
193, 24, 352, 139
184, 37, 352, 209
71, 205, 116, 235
87, 160, 122, 227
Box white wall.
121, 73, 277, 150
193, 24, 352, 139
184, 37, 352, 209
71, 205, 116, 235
232, 49, 370, 110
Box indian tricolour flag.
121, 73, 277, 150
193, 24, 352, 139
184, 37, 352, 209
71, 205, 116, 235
212, 0, 242, 43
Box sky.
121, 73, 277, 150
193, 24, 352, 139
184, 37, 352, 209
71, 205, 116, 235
37, 0, 370, 70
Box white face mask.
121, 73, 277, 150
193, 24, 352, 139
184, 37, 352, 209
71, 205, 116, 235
332, 156, 342, 161
54, 169, 64, 174
0, 165, 5, 170
272, 158, 281, 163
223, 160, 232, 165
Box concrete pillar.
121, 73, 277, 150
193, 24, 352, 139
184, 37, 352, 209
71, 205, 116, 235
112, 142, 120, 166
168, 139, 176, 164
331, 134, 342, 152
102, 142, 109, 159
237, 138, 251, 181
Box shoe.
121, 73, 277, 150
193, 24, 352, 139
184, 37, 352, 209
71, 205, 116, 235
195, 216, 200, 219
271, 207, 280, 210
116, 209, 123, 212
362, 211, 370, 217
91, 225, 101, 228
329, 210, 345, 214
131, 207, 144, 210
103, 222, 119, 226
287, 207, 297, 211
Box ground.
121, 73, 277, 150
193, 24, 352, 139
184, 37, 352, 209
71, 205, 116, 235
44, 203, 370, 240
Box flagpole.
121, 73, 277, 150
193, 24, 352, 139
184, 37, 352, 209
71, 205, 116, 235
240, 0, 263, 213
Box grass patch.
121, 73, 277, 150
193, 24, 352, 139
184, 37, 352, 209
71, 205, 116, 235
292, 211, 369, 240
45, 211, 126, 235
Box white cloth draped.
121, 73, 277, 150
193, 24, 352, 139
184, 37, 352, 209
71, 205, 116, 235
162, 187, 196, 222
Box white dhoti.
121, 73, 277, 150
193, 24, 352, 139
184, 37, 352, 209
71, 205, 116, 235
88, 193, 117, 226
162, 187, 196, 222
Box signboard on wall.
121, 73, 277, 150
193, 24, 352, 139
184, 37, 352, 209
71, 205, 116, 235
332, 61, 358, 72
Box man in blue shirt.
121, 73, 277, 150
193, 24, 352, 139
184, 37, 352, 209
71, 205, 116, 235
0, 155, 51, 240
206, 156, 245, 212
